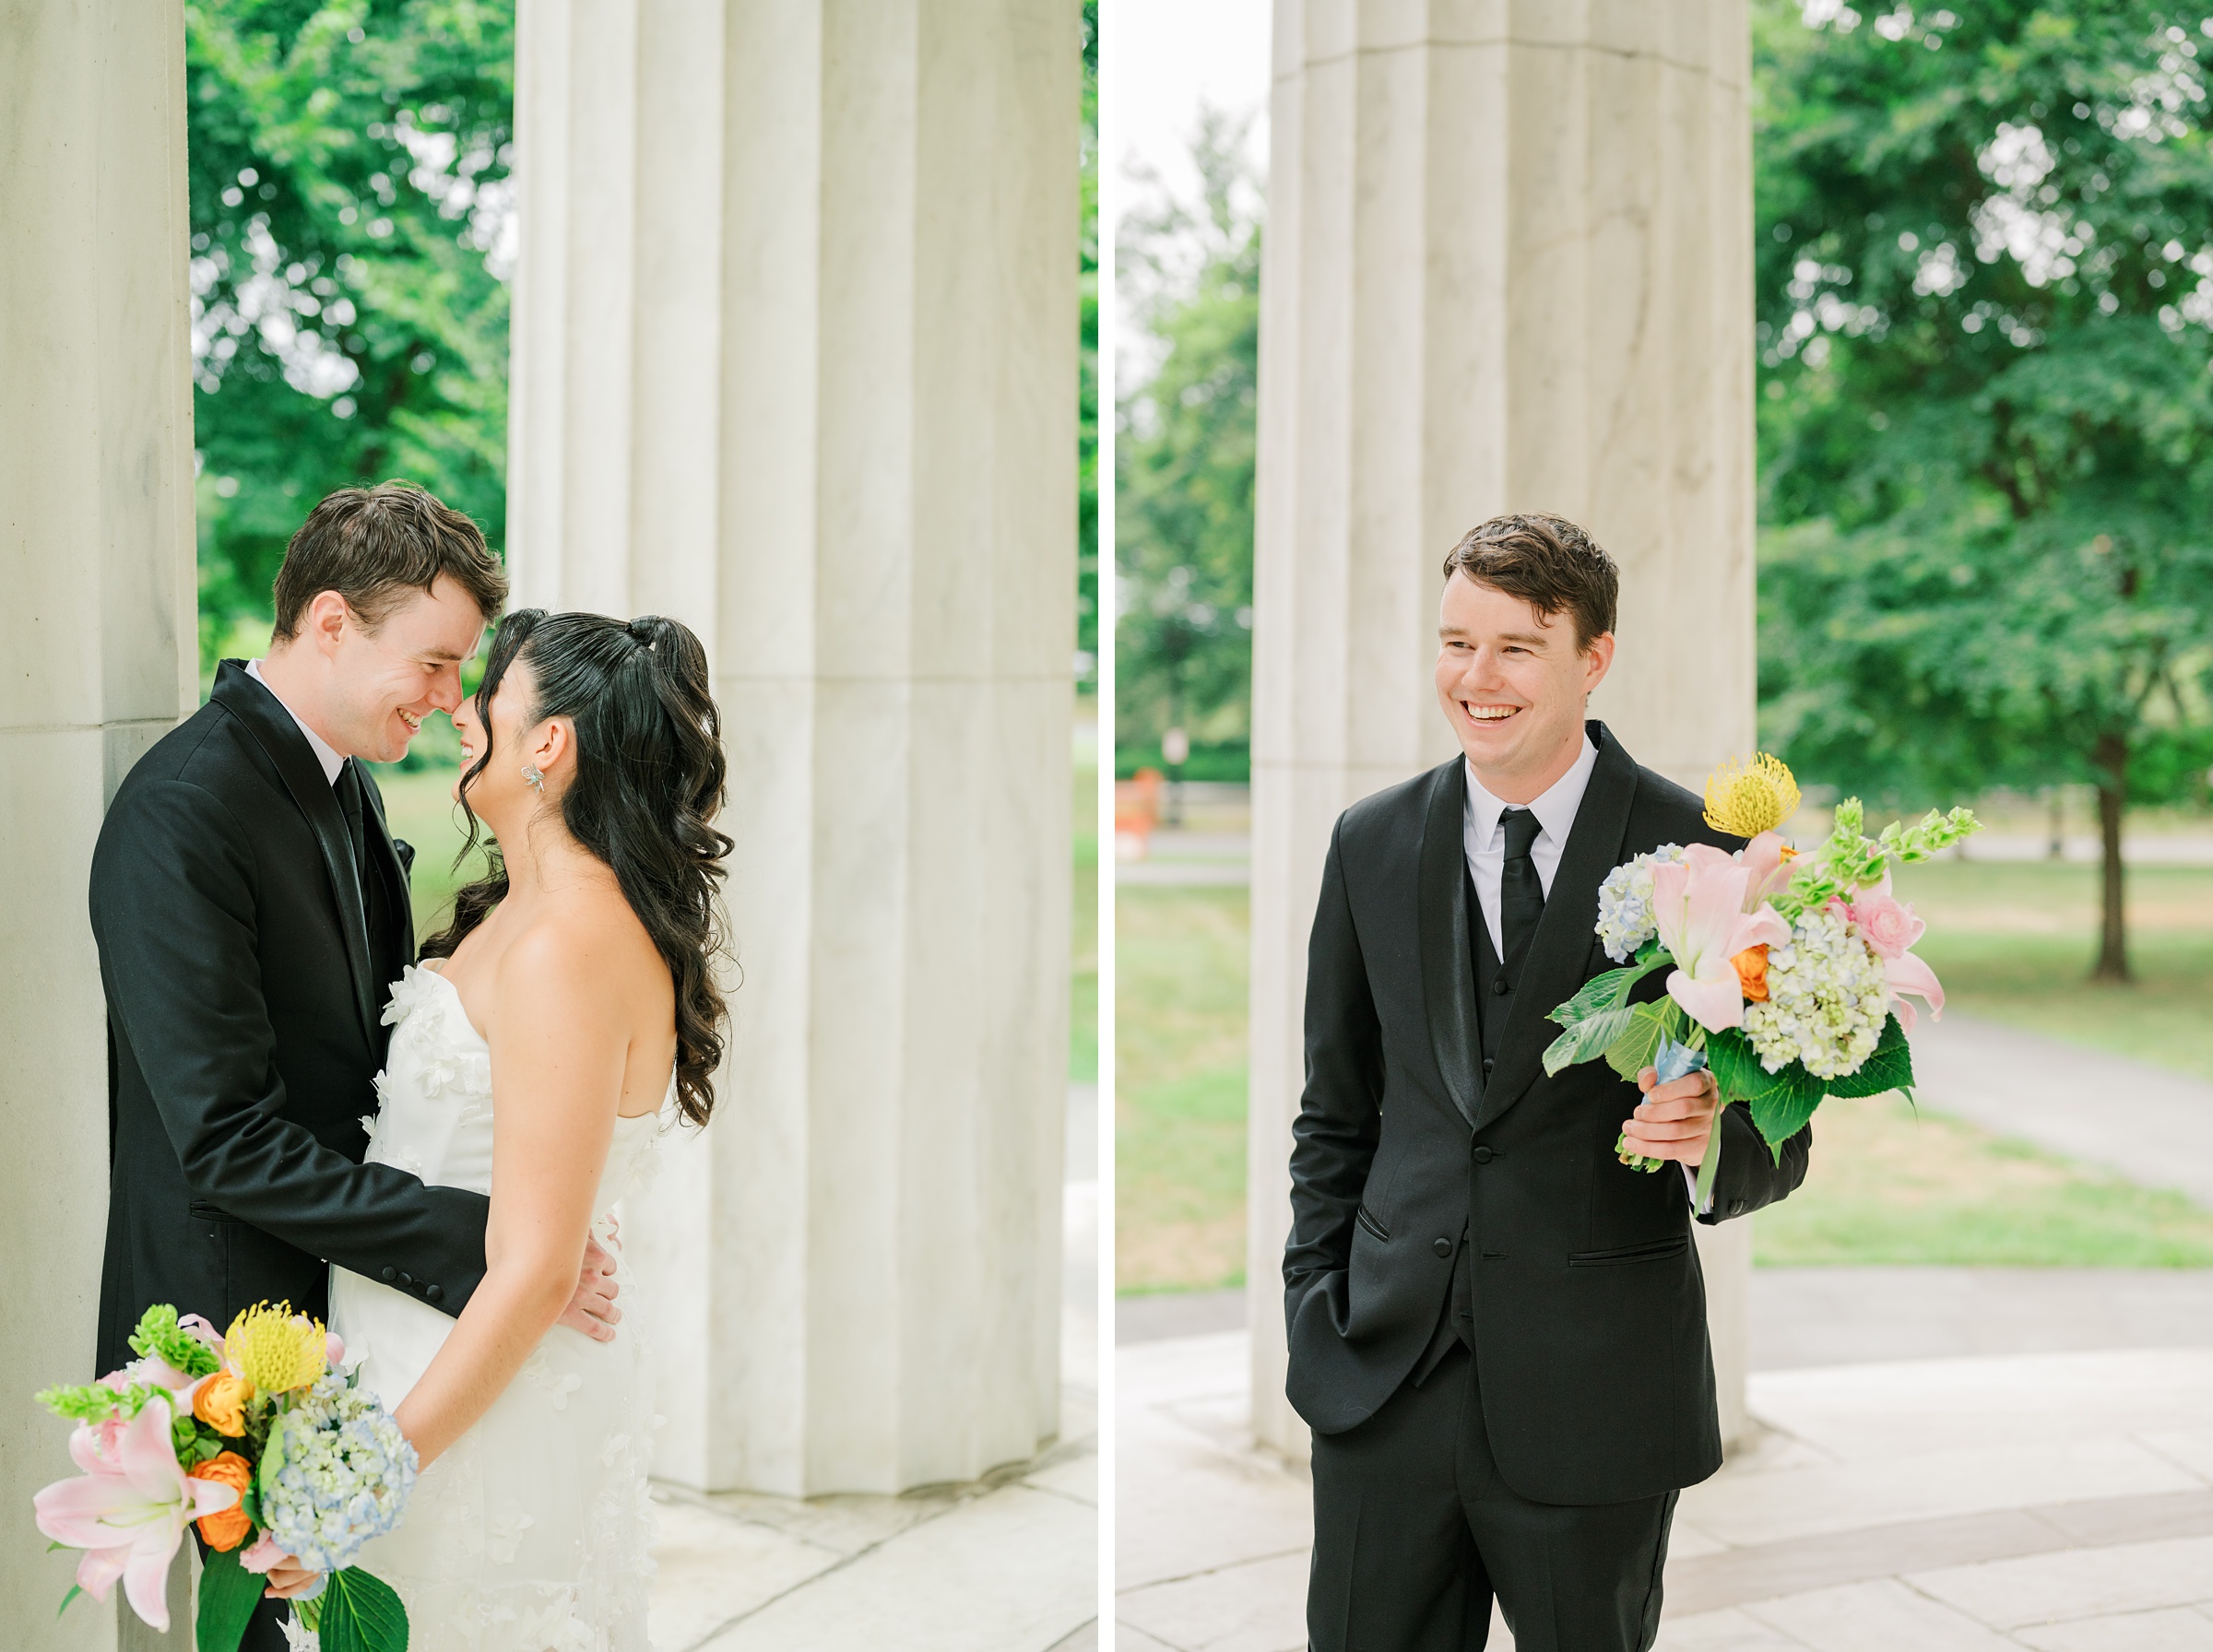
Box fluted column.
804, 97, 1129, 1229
510, 0, 1079, 1495
1248, 0, 1757, 1458
0, 1, 198, 1645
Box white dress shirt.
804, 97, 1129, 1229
1461, 735, 1599, 961
246, 658, 347, 787
1461, 734, 1710, 1210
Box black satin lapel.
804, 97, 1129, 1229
1475, 727, 1641, 1129
211, 663, 379, 1044
1417, 761, 1481, 1126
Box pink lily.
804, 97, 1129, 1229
31, 1396, 238, 1632
1844, 873, 1945, 1032
1740, 832, 1797, 909
1651, 844, 1791, 1032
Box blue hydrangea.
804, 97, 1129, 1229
259, 1375, 418, 1573
1594, 845, 1686, 962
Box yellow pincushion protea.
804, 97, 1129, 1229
222, 1301, 328, 1394
1704, 753, 1802, 837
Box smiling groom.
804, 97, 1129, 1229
1286, 514, 1814, 1651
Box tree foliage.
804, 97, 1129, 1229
1753, 0, 2213, 977
1079, 1, 1099, 692
1115, 112, 1261, 773
186, 0, 517, 676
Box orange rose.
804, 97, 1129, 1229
193, 1372, 254, 1437
1731, 944, 1771, 1003
189, 1451, 254, 1552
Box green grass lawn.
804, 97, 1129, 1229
373, 750, 1101, 1083
1117, 885, 1249, 1292
1114, 844, 2213, 1289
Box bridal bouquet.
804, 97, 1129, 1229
1543, 755, 1980, 1206
31, 1301, 412, 1652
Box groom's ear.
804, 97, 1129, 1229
1580, 631, 1617, 694
299, 589, 355, 655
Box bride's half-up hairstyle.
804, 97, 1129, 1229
423, 610, 733, 1127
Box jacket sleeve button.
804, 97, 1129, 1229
424, 1284, 444, 1304
379, 1266, 397, 1283
1432, 1237, 1453, 1257
399, 1271, 413, 1287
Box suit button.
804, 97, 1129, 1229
379, 1266, 397, 1283
1493, 978, 1509, 996
399, 1271, 413, 1287
424, 1284, 444, 1304
1482, 1057, 1496, 1075
1432, 1237, 1453, 1258
1472, 1145, 1495, 1164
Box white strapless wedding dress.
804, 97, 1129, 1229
329, 964, 668, 1652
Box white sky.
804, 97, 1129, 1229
1106, 0, 1273, 354
1109, 0, 1272, 204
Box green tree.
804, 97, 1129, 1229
1116, 111, 1261, 776
187, 0, 516, 678
1753, 0, 2213, 981
1079, 0, 1099, 694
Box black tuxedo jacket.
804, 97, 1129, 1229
89, 661, 488, 1373
1284, 722, 1811, 1505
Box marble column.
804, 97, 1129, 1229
0, 1, 199, 1646
509, 0, 1080, 1495
1247, 0, 1757, 1459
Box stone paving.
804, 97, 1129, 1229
1116, 1012, 2213, 1650
1117, 1328, 2213, 1652
644, 1147, 1098, 1649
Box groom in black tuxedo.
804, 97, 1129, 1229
89, 483, 618, 1636
1288, 514, 1813, 1651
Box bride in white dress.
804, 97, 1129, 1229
325, 609, 730, 1652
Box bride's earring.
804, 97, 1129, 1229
522, 763, 545, 793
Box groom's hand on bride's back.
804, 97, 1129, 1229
557, 1232, 621, 1342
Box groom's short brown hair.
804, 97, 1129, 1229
1441, 513, 1617, 651
272, 481, 509, 641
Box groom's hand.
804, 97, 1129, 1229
556, 1232, 622, 1342
1623, 1066, 1721, 1166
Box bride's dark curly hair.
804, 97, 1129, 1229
422, 609, 733, 1127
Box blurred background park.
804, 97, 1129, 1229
181, 0, 1101, 1092
1116, 0, 2213, 1302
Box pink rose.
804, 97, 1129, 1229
1844, 875, 1925, 961
239, 1530, 289, 1575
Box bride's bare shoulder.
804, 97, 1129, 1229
495, 885, 664, 1007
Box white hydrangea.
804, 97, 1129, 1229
1594, 844, 1686, 962
259, 1375, 418, 1573
1742, 907, 1891, 1079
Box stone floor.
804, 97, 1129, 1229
1117, 1328, 2213, 1652
644, 1170, 1099, 1650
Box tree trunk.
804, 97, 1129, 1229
2092, 731, 2130, 983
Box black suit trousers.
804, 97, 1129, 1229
1308, 1344, 1676, 1652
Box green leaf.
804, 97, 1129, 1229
259, 1408, 288, 1499
1818, 1015, 1917, 1100
1603, 1001, 1670, 1081
319, 1566, 410, 1652
58, 1584, 82, 1619
1746, 1065, 1825, 1162
1550, 955, 1670, 1027
196, 1541, 266, 1652
1541, 1004, 1640, 1076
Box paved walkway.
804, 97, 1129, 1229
1116, 999, 2213, 1650
1910, 1012, 2213, 1209
644, 1091, 1098, 1651
1117, 1328, 2213, 1652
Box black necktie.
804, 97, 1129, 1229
335, 761, 372, 916
1499, 807, 1545, 978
